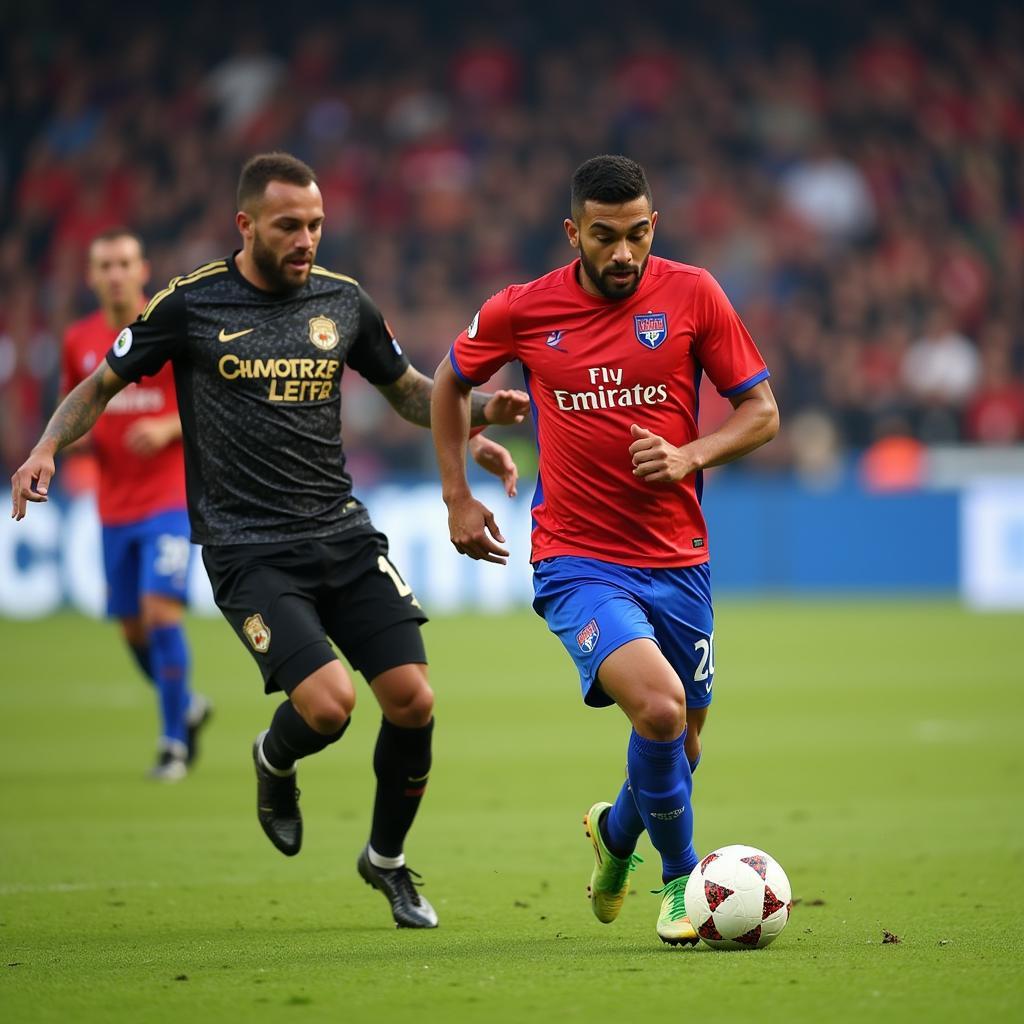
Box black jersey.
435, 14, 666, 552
106, 253, 410, 545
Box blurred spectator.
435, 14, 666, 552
964, 338, 1024, 442
860, 416, 927, 492
902, 307, 981, 407
205, 32, 286, 135
779, 141, 877, 241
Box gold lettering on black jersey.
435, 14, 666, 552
218, 354, 338, 401
309, 315, 339, 351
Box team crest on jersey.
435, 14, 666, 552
243, 613, 271, 653
576, 618, 600, 654
308, 315, 339, 351
634, 312, 668, 349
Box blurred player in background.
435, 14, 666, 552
62, 229, 212, 782
13, 153, 528, 930
432, 155, 779, 945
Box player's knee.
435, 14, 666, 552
634, 692, 687, 741
140, 594, 184, 630
384, 682, 434, 729
301, 687, 355, 735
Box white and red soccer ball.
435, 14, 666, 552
684, 844, 792, 950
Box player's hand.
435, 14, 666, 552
483, 389, 530, 426
10, 446, 56, 520
469, 433, 519, 497
445, 493, 510, 564
124, 417, 176, 456
629, 424, 696, 484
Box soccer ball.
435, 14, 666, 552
684, 844, 792, 950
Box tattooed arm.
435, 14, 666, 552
11, 362, 128, 520
376, 366, 528, 429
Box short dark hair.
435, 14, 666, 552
89, 227, 144, 254
237, 152, 318, 211
570, 155, 652, 221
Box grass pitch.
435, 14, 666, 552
2, 601, 1022, 1023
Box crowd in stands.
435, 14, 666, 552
3, 0, 1023, 482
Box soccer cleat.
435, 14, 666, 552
583, 801, 643, 924
655, 874, 700, 946
357, 846, 439, 929
252, 735, 302, 857
185, 695, 214, 766
148, 747, 187, 782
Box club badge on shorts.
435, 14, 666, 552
576, 618, 600, 654
634, 312, 668, 350
243, 613, 271, 653
309, 315, 339, 351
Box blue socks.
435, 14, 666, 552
614, 728, 698, 883
605, 777, 645, 856
148, 624, 192, 748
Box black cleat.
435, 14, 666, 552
357, 846, 439, 929
148, 747, 187, 782
186, 695, 214, 766
252, 735, 302, 856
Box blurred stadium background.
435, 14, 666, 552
3, 5, 1024, 1021
2, 0, 1024, 613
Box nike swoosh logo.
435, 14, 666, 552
219, 327, 255, 342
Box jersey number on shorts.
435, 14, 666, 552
377, 555, 422, 608
155, 534, 191, 580
693, 632, 715, 689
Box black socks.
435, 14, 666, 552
369, 717, 434, 859
262, 699, 349, 771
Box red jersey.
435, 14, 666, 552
450, 256, 769, 567
61, 308, 186, 525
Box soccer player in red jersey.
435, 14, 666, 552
62, 229, 211, 781
432, 155, 779, 945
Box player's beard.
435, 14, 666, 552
252, 231, 312, 293
579, 247, 646, 300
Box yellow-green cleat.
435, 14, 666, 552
583, 801, 642, 924
655, 875, 699, 946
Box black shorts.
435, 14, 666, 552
202, 528, 428, 694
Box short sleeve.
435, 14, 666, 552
345, 286, 410, 386
449, 289, 516, 386
692, 270, 770, 397
106, 286, 187, 383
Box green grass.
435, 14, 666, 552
2, 602, 1022, 1023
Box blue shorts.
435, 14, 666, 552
101, 508, 192, 618
532, 556, 715, 710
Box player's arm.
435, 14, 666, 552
375, 365, 527, 430
350, 284, 527, 430
124, 413, 182, 456
10, 362, 129, 519
58, 336, 93, 457
629, 380, 779, 484
431, 356, 510, 563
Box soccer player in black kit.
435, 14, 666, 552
11, 152, 530, 930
